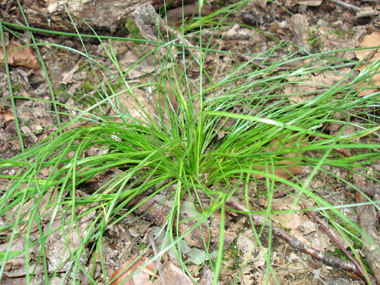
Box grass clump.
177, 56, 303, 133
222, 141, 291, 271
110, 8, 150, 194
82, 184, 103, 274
1, 2, 380, 284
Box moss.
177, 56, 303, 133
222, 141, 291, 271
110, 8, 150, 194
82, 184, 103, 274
327, 28, 353, 40
54, 80, 97, 107
125, 19, 143, 42
77, 62, 90, 73
12, 83, 21, 93
54, 86, 71, 103
217, 0, 226, 6
74, 81, 98, 106
80, 81, 95, 94
137, 242, 148, 251
331, 248, 373, 275
329, 211, 362, 249
307, 30, 323, 52
222, 239, 241, 270
328, 29, 345, 37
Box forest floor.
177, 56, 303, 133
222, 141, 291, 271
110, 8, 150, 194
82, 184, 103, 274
1, 0, 380, 284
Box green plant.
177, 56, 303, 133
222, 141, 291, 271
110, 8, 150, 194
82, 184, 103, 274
308, 29, 323, 51
125, 18, 143, 42
1, 1, 380, 284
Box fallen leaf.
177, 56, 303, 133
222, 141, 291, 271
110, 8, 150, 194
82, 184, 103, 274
0, 108, 14, 122
112, 70, 178, 127
290, 14, 311, 53
356, 73, 380, 97
160, 261, 193, 285
253, 161, 302, 180
298, 0, 322, 6
45, 206, 95, 273
355, 31, 380, 62
285, 69, 350, 103
256, 0, 267, 8
61, 63, 80, 85
0, 41, 39, 69
112, 87, 157, 123
110, 256, 156, 285
132, 196, 211, 250
261, 196, 303, 230
0, 236, 43, 280
253, 136, 307, 180
237, 230, 267, 267
274, 212, 302, 230
355, 30, 380, 97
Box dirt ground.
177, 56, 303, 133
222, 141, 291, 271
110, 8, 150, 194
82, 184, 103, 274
1, 0, 380, 284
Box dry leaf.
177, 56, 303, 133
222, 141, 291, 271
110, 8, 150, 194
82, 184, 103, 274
45, 206, 95, 272
112, 70, 178, 126
298, 0, 322, 6
253, 161, 302, 180
255, 0, 267, 9
355, 30, 380, 97
0, 108, 14, 122
274, 212, 302, 230
0, 236, 44, 279
356, 73, 380, 97
237, 230, 267, 268
0, 41, 39, 69
61, 63, 80, 85
290, 14, 311, 53
253, 136, 307, 180
285, 70, 350, 103
160, 261, 193, 285
355, 30, 380, 62
110, 256, 156, 285
261, 196, 303, 230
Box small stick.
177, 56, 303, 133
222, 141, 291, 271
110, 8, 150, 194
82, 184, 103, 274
300, 203, 376, 284
312, 136, 351, 157
328, 0, 361, 12
356, 186, 380, 283
148, 231, 166, 285
225, 197, 370, 279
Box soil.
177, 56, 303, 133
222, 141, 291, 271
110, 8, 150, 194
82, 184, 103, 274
1, 0, 380, 284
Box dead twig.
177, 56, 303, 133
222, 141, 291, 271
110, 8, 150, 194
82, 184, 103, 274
236, 52, 290, 72
131, 3, 200, 61
148, 231, 167, 285
300, 203, 376, 284
236, 52, 358, 74
311, 136, 351, 157
328, 0, 361, 12
356, 185, 380, 284
225, 197, 371, 279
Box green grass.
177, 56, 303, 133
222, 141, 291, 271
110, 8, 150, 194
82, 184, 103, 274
1, 0, 380, 283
